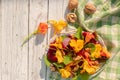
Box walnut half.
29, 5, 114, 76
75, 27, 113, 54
68, 0, 78, 10
66, 13, 77, 23
84, 3, 96, 14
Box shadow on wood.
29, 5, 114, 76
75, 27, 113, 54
35, 34, 45, 45
39, 55, 46, 79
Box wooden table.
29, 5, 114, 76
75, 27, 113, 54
0, 0, 69, 80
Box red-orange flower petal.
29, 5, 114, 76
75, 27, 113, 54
37, 22, 48, 34
83, 32, 95, 43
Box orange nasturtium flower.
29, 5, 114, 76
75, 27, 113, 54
85, 32, 95, 43
70, 39, 84, 53
59, 69, 71, 78
37, 22, 48, 34
21, 22, 48, 47
49, 20, 67, 34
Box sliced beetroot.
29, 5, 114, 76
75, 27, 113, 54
47, 52, 57, 62
62, 37, 71, 48
78, 61, 83, 66
77, 49, 91, 60
90, 38, 99, 44
82, 32, 87, 37
47, 47, 57, 62
67, 45, 74, 51
48, 55, 57, 62
77, 49, 84, 56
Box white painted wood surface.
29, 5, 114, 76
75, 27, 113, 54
1, 0, 29, 80
0, 0, 68, 80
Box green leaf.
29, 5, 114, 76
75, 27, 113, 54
72, 75, 78, 80
73, 22, 80, 28
44, 55, 51, 67
79, 72, 90, 80
63, 55, 73, 65
53, 63, 64, 68
85, 43, 95, 53
75, 27, 83, 39
72, 72, 90, 80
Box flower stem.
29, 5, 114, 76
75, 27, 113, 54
21, 30, 38, 47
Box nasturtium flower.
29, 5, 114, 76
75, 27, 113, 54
49, 20, 67, 34
21, 22, 48, 47
91, 44, 102, 58
91, 44, 111, 59
70, 39, 84, 53
37, 22, 48, 34
101, 47, 111, 58
55, 49, 63, 63
83, 32, 95, 43
59, 69, 71, 78
82, 60, 98, 74
50, 37, 63, 49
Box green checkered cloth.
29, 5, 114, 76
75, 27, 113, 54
77, 0, 120, 80
93, 15, 120, 80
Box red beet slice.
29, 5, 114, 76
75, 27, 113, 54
47, 46, 57, 62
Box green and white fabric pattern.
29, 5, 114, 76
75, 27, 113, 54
94, 15, 120, 80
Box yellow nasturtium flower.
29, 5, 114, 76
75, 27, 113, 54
59, 69, 71, 78
55, 49, 63, 63
91, 44, 102, 58
82, 60, 98, 74
49, 20, 67, 34
50, 37, 63, 49
102, 47, 111, 58
70, 39, 84, 53
91, 44, 111, 59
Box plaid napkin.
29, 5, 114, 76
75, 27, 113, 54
93, 13, 120, 80
77, 0, 120, 80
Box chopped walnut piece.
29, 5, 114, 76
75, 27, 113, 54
50, 64, 56, 72
73, 56, 82, 61
73, 65, 79, 72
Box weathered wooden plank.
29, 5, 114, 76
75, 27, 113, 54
1, 0, 29, 80
28, 0, 48, 80
0, 0, 2, 80
46, 0, 69, 80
